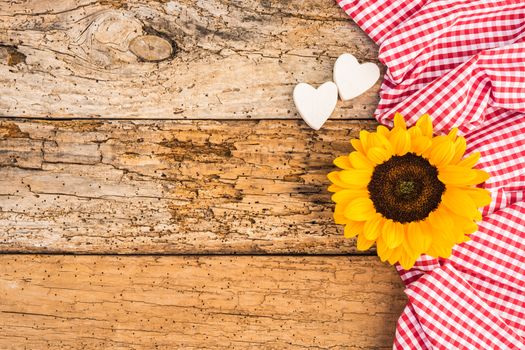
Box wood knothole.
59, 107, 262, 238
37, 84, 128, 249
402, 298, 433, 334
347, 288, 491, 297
75, 10, 178, 66
129, 34, 175, 62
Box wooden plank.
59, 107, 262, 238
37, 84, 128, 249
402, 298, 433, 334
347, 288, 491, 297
0, 255, 406, 349
0, 0, 381, 120
0, 119, 377, 254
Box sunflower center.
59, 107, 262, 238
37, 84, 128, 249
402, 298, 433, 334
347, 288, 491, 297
367, 152, 445, 223
396, 180, 419, 199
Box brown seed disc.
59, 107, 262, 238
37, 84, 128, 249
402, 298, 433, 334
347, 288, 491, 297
367, 152, 445, 223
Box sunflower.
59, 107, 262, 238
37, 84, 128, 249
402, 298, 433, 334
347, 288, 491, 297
328, 113, 491, 269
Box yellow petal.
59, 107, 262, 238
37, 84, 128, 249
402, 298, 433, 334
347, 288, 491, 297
363, 214, 384, 240
327, 184, 344, 192
367, 147, 393, 165
376, 236, 392, 262
461, 220, 478, 235
389, 128, 411, 156
447, 127, 459, 141
450, 136, 467, 164
408, 125, 422, 138
398, 248, 418, 270
459, 234, 471, 243
457, 152, 480, 168
425, 205, 454, 234
348, 151, 374, 169
327, 171, 360, 189
333, 155, 353, 170
377, 125, 390, 138
407, 221, 432, 254
350, 139, 365, 154
356, 233, 375, 251
339, 169, 372, 186
439, 168, 489, 186
331, 188, 368, 203
387, 245, 403, 265
416, 114, 433, 138
440, 207, 477, 240
402, 235, 415, 259
334, 204, 350, 224
438, 165, 478, 185
428, 138, 455, 167
442, 188, 482, 221
411, 136, 432, 155
427, 228, 454, 257
344, 197, 376, 221
427, 233, 453, 259
382, 219, 404, 249
344, 221, 365, 238
473, 169, 490, 184
371, 132, 393, 152
462, 187, 492, 207
425, 134, 447, 147
394, 112, 407, 130
359, 130, 371, 152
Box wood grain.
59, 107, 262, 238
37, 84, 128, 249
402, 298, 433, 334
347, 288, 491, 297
0, 0, 380, 120
0, 255, 406, 349
0, 119, 376, 254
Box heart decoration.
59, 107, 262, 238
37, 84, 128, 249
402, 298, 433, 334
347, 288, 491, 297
293, 53, 381, 130
333, 53, 380, 101
293, 82, 338, 131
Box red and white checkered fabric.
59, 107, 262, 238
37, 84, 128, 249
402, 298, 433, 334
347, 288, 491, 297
336, 1, 525, 348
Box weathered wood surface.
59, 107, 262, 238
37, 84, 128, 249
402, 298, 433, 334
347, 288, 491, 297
0, 0, 380, 120
0, 255, 405, 349
0, 119, 376, 253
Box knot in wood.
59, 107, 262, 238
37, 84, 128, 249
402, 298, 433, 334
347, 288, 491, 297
129, 35, 173, 62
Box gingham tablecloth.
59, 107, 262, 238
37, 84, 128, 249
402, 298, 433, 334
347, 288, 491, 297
336, 1, 525, 348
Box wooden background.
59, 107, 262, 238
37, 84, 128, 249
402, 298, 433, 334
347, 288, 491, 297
0, 1, 406, 349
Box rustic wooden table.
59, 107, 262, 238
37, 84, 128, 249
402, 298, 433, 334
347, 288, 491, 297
0, 1, 406, 349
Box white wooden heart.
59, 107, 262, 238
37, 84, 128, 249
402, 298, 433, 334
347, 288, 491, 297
293, 82, 338, 131
333, 53, 380, 101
